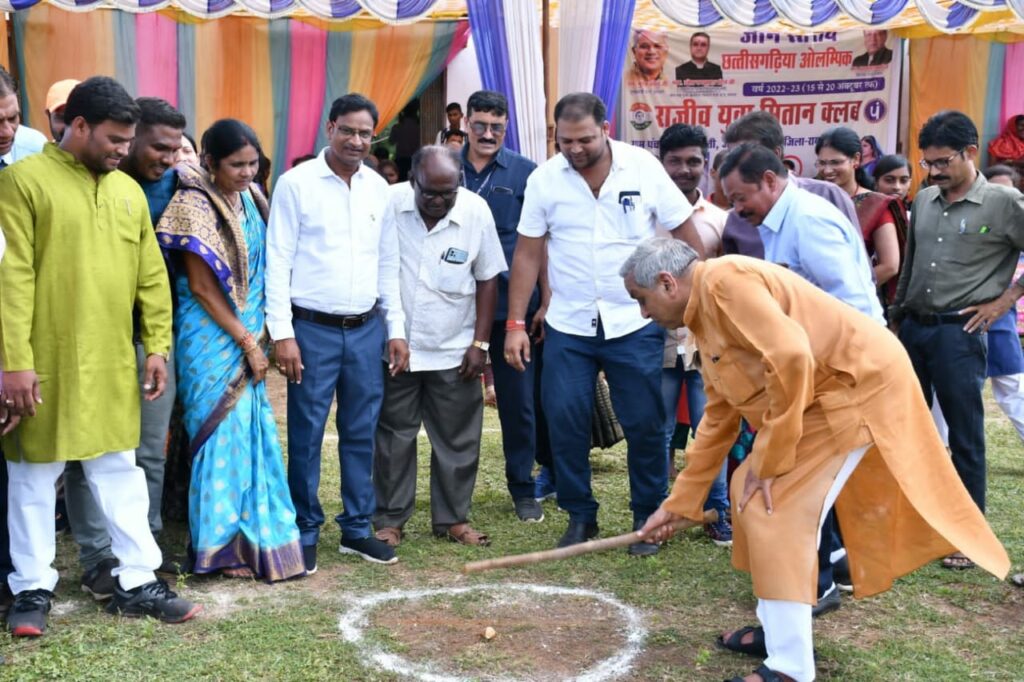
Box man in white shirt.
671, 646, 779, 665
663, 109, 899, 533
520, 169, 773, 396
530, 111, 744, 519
0, 67, 47, 169
266, 94, 409, 570
373, 146, 506, 549
505, 93, 704, 555
434, 102, 465, 145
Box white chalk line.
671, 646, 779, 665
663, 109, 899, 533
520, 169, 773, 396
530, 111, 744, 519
337, 584, 647, 682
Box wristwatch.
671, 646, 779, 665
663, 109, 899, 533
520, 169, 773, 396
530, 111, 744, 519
472, 340, 490, 352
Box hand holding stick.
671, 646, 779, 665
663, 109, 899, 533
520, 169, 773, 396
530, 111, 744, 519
463, 509, 718, 574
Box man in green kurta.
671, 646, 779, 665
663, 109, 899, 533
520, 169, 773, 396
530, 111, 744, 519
0, 76, 200, 637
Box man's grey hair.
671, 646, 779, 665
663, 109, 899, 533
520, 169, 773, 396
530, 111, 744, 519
619, 237, 699, 288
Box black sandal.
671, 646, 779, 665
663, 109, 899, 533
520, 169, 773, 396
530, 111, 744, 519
716, 625, 768, 658
725, 664, 785, 682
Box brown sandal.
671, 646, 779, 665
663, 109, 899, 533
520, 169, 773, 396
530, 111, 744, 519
440, 523, 491, 547
375, 526, 403, 547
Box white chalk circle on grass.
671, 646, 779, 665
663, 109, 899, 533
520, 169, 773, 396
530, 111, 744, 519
337, 583, 648, 682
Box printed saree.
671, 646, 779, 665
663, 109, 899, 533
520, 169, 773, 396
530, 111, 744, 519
156, 165, 304, 581
853, 191, 908, 306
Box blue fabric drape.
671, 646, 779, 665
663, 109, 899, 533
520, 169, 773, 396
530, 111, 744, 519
593, 0, 636, 120
314, 31, 353, 151
466, 0, 521, 153
112, 11, 138, 95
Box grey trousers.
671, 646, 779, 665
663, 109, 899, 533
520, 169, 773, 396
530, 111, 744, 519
373, 367, 483, 532
64, 344, 175, 570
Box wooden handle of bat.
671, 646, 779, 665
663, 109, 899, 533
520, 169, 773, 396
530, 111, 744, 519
462, 509, 718, 574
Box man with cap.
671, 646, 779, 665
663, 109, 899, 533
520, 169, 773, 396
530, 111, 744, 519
44, 79, 79, 143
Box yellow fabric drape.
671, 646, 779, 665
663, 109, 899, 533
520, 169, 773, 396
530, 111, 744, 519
0, 19, 8, 72
908, 36, 990, 189
193, 17, 275, 165
19, 5, 116, 132
348, 23, 442, 134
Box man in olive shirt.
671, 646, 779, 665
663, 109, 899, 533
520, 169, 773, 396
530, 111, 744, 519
892, 112, 1024, 554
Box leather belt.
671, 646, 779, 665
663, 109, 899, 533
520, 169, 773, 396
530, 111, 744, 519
292, 304, 375, 329
906, 310, 972, 327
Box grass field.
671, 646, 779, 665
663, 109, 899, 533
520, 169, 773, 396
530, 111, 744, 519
0, 373, 1021, 681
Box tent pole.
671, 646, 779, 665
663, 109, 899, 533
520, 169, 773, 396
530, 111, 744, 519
542, 0, 553, 158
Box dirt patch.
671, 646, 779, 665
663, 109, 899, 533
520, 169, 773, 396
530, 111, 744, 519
363, 587, 642, 681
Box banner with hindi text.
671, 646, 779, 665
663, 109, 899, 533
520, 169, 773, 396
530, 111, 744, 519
621, 28, 902, 177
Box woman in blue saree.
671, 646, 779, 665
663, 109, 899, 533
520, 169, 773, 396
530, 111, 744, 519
156, 119, 304, 581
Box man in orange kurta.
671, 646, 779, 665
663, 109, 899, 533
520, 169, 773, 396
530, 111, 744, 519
625, 239, 1009, 682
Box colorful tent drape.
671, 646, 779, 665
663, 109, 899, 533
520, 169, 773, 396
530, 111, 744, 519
13, 5, 468, 183
0, 0, 450, 21
908, 34, 1001, 185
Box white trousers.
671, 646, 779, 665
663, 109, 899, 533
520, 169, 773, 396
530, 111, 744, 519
7, 450, 161, 594
991, 373, 1024, 445
756, 444, 870, 682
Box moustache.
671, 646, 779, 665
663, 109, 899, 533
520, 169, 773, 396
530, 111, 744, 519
931, 175, 949, 182
479, 138, 497, 145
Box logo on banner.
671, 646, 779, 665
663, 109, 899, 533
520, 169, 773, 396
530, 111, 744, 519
863, 98, 887, 123
628, 102, 654, 131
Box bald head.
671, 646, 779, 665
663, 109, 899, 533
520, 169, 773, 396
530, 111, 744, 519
411, 145, 461, 224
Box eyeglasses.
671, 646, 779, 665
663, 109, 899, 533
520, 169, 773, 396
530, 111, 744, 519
334, 125, 373, 142
417, 187, 458, 201
919, 150, 964, 171
814, 158, 848, 169
469, 121, 506, 136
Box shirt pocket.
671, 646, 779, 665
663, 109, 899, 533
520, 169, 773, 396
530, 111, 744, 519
705, 350, 763, 406
435, 260, 475, 297
105, 198, 141, 245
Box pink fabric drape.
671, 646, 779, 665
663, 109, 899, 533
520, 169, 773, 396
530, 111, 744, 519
284, 21, 327, 164
1000, 42, 1024, 130
134, 13, 178, 106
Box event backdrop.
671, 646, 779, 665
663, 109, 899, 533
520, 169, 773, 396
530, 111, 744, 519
620, 28, 901, 175
12, 5, 469, 182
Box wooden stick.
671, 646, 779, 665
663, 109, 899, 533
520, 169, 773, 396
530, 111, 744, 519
462, 510, 718, 574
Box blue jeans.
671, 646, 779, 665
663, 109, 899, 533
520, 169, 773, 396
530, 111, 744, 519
900, 318, 988, 512
660, 360, 729, 516
489, 319, 551, 499
542, 321, 667, 525
287, 315, 386, 544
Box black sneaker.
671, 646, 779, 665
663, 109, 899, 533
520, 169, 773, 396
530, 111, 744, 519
106, 578, 201, 623
81, 557, 119, 601
339, 536, 398, 565
557, 520, 599, 548
627, 519, 661, 557
302, 544, 318, 575
7, 588, 53, 637
812, 587, 841, 618
513, 497, 544, 523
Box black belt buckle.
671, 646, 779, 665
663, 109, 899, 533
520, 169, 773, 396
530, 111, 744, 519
293, 305, 374, 329
340, 313, 369, 329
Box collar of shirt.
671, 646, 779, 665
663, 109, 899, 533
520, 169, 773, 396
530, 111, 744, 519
313, 148, 373, 183
397, 183, 469, 232
931, 170, 987, 207
760, 180, 797, 234
461, 144, 510, 172
0, 150, 12, 166
554, 140, 628, 178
